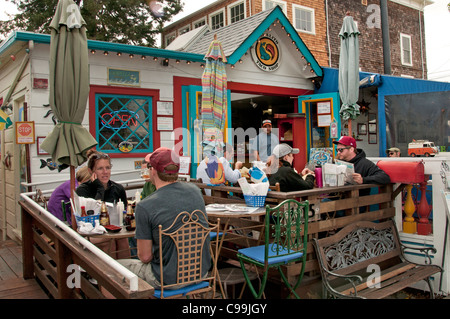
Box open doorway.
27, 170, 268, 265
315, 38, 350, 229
230, 93, 295, 131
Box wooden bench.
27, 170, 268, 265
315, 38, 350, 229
313, 220, 442, 299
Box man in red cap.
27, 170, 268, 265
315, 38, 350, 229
117, 147, 210, 289
333, 136, 390, 186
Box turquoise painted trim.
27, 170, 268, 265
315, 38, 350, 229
227, 7, 322, 77
298, 92, 340, 159
1, 31, 205, 63
184, 85, 203, 178
181, 86, 190, 156
377, 93, 387, 156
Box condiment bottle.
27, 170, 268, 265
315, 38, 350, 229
81, 206, 87, 217
99, 201, 110, 226
125, 204, 136, 231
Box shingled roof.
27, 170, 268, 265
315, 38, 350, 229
182, 9, 272, 57
166, 6, 322, 77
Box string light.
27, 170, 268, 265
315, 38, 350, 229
89, 51, 208, 69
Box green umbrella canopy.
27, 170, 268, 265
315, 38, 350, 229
41, 0, 97, 167
338, 15, 361, 121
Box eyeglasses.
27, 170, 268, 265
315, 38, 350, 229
92, 152, 110, 159
337, 147, 351, 153
389, 152, 395, 156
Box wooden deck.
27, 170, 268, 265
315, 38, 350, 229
0, 239, 49, 299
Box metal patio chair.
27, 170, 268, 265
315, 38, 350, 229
153, 210, 220, 299
237, 199, 309, 299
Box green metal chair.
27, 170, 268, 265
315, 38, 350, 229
236, 199, 309, 299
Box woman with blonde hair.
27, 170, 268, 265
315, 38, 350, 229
76, 149, 130, 259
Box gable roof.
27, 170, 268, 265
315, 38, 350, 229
168, 6, 322, 77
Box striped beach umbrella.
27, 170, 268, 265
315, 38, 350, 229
201, 35, 228, 131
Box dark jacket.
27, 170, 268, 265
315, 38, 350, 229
269, 161, 315, 192
76, 179, 128, 206
349, 149, 391, 185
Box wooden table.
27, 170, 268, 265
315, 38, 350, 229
79, 226, 136, 258
206, 204, 266, 261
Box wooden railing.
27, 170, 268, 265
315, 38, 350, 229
188, 181, 398, 283
19, 179, 399, 298
19, 194, 154, 299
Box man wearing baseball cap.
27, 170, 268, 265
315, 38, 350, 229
250, 119, 279, 162
118, 147, 210, 289
386, 147, 401, 157
333, 136, 390, 186
267, 143, 315, 192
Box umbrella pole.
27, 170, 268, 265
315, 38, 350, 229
70, 165, 77, 230
348, 119, 352, 137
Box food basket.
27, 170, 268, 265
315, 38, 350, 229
244, 195, 267, 207
75, 215, 100, 227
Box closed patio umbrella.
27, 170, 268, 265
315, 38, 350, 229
41, 0, 97, 226
201, 34, 228, 131
338, 14, 361, 133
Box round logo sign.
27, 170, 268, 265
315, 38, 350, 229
251, 35, 281, 72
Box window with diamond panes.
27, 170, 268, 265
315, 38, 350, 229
96, 94, 152, 154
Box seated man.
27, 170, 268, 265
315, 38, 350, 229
118, 147, 210, 289
386, 147, 401, 157
196, 143, 243, 196
333, 136, 390, 197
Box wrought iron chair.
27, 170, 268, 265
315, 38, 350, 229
153, 210, 220, 299
237, 199, 309, 299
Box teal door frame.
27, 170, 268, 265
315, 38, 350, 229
298, 92, 340, 160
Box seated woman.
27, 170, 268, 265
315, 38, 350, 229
47, 166, 91, 224
76, 149, 130, 259
267, 143, 315, 192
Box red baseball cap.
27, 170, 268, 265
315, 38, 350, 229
333, 136, 357, 148
149, 147, 180, 174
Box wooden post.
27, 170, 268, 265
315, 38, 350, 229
21, 206, 34, 279
55, 239, 74, 299
70, 165, 77, 230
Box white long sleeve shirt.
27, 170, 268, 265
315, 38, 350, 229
196, 156, 241, 196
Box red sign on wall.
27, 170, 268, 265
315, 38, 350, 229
16, 121, 35, 144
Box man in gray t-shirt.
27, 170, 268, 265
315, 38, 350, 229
118, 147, 210, 288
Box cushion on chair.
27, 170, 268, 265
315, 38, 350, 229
238, 243, 303, 265
153, 281, 210, 298
209, 232, 223, 240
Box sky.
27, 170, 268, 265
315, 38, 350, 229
1, 0, 449, 82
